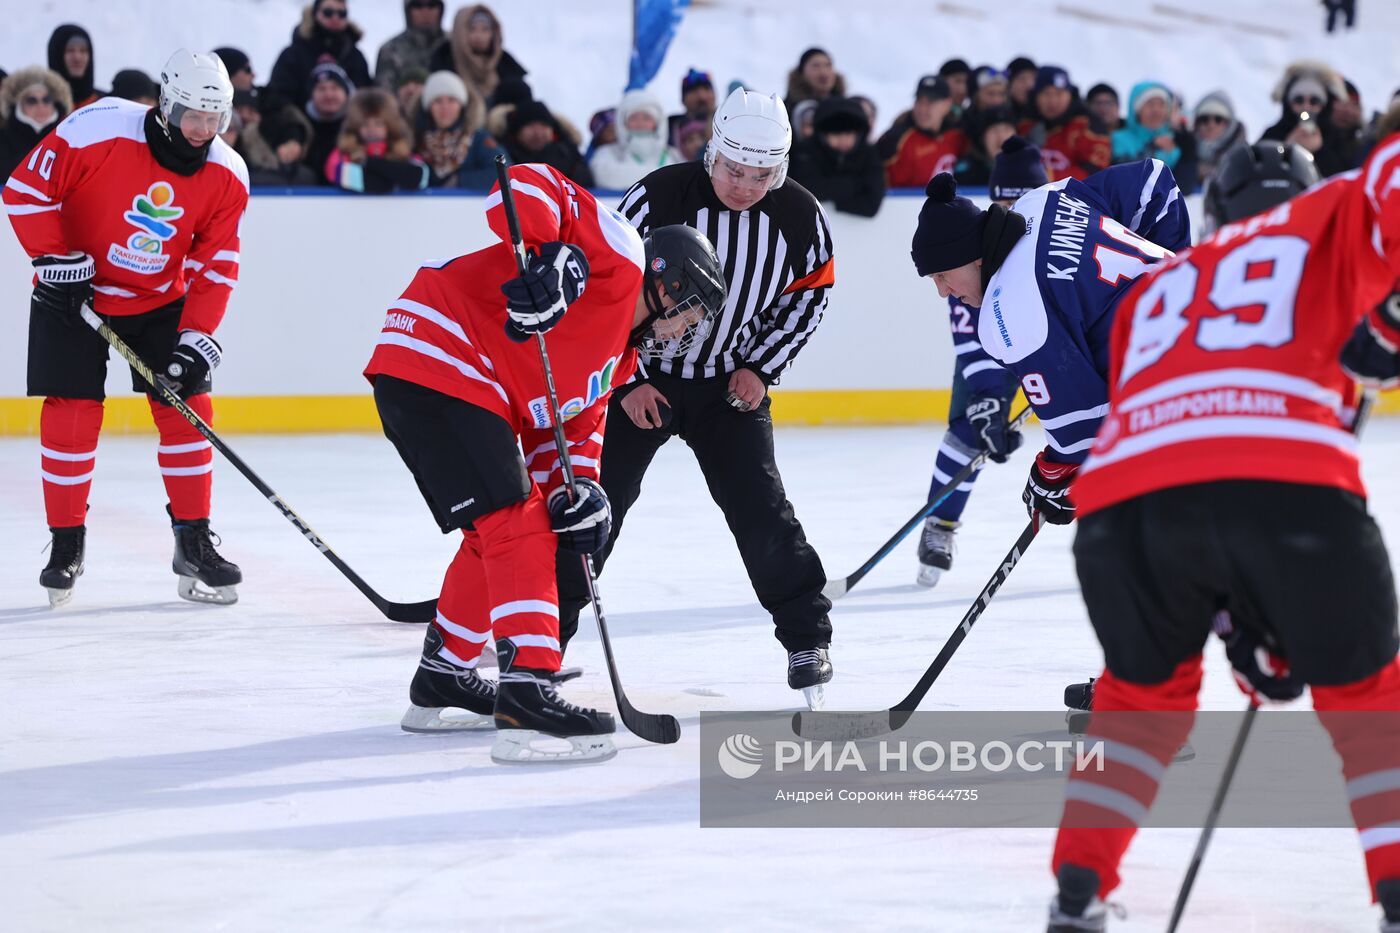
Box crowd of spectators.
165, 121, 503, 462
2, 2, 1399, 221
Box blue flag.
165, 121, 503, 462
629, 0, 687, 91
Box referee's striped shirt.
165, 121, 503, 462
618, 162, 835, 383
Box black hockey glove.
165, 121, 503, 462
32, 252, 95, 325
1214, 612, 1303, 704
1022, 449, 1078, 525
966, 394, 1023, 464
500, 241, 589, 342
160, 330, 222, 398
547, 478, 612, 555
1341, 293, 1400, 389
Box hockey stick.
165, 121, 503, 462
795, 513, 1044, 741
78, 304, 437, 624
493, 155, 680, 745
822, 404, 1034, 600
1164, 700, 1258, 933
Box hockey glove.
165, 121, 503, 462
500, 241, 589, 342
1022, 449, 1078, 525
32, 252, 95, 325
547, 478, 612, 555
1214, 612, 1304, 704
160, 330, 222, 398
1341, 293, 1400, 389
966, 394, 1023, 464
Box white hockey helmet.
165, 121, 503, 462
159, 49, 234, 135
704, 87, 791, 188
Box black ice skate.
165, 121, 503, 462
169, 505, 241, 605
1378, 877, 1400, 932
788, 647, 833, 711
401, 627, 498, 732
1064, 678, 1195, 762
40, 525, 86, 608
491, 640, 615, 764
1046, 863, 1119, 931
916, 517, 958, 588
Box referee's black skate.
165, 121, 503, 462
401, 627, 497, 732
1047, 864, 1118, 931
169, 505, 241, 605
788, 647, 833, 711
40, 525, 86, 608
491, 641, 616, 763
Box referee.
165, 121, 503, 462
557, 87, 836, 702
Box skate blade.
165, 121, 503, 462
1173, 741, 1196, 763
45, 586, 74, 609
915, 565, 945, 588
401, 705, 494, 733
490, 729, 617, 764
177, 576, 238, 606
802, 684, 826, 711
476, 642, 498, 670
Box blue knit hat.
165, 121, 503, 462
910, 174, 986, 277
989, 135, 1048, 202
1034, 65, 1071, 95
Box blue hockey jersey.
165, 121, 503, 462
977, 159, 1190, 463
947, 295, 1007, 392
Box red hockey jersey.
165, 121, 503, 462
3, 98, 249, 335
1074, 134, 1400, 515
363, 162, 646, 494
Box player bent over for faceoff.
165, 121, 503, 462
3, 50, 249, 608
363, 164, 724, 764
1045, 133, 1400, 931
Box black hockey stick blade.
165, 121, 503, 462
794, 514, 1044, 741
822, 405, 1034, 601
80, 305, 437, 625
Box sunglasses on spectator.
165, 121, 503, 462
318, 6, 349, 19
22, 94, 53, 107
1290, 94, 1325, 107
1196, 114, 1228, 125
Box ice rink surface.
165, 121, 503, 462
2, 420, 1398, 931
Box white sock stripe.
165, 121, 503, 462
1064, 781, 1149, 825
435, 610, 491, 644
1347, 768, 1400, 802
489, 600, 560, 623
41, 469, 94, 485
437, 646, 479, 669
1359, 825, 1400, 852
1099, 739, 1168, 783
506, 634, 562, 651
937, 444, 973, 466
40, 446, 96, 462
157, 441, 213, 455
160, 464, 213, 477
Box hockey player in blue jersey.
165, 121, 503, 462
909, 156, 1190, 525
916, 137, 1047, 587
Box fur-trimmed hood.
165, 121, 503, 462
296, 3, 365, 44
1271, 60, 1347, 105
0, 66, 73, 121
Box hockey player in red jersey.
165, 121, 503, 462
4, 50, 248, 608
364, 162, 725, 763
1046, 134, 1400, 930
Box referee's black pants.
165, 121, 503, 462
557, 370, 832, 653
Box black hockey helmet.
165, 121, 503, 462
634, 224, 727, 360
1204, 142, 1321, 232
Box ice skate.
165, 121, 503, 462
788, 647, 833, 711
915, 517, 958, 587
401, 627, 499, 732
169, 506, 241, 605
1047, 864, 1120, 931
491, 641, 616, 764
40, 525, 86, 609
1378, 878, 1400, 932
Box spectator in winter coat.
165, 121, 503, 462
1259, 60, 1352, 176
393, 66, 428, 121
675, 116, 710, 161
590, 89, 684, 190
878, 75, 969, 187
1332, 79, 1366, 170
376, 0, 445, 95
268, 1, 373, 111
1112, 81, 1197, 190
940, 59, 972, 110
0, 67, 72, 182
303, 62, 354, 183
968, 66, 1009, 114
791, 99, 818, 141
1006, 56, 1037, 121
668, 68, 716, 149
326, 88, 429, 193
585, 108, 617, 160
249, 115, 320, 187
785, 47, 846, 111
46, 25, 103, 109
1192, 90, 1248, 187
429, 5, 527, 109
1018, 65, 1109, 181
502, 100, 593, 187
852, 95, 878, 142
415, 70, 497, 189
214, 48, 256, 93
110, 69, 157, 106
1086, 83, 1122, 132
789, 96, 885, 217
953, 104, 1017, 186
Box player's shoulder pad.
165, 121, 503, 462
979, 223, 1049, 366
208, 137, 250, 193
55, 98, 146, 149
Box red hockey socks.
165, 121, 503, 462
40, 397, 103, 528
150, 394, 213, 520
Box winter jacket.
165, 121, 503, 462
326, 139, 429, 193
0, 67, 73, 182
268, 6, 373, 109
1111, 81, 1198, 190
1258, 61, 1353, 176
504, 136, 593, 188
46, 24, 104, 109
375, 3, 445, 93
1018, 100, 1110, 181
418, 119, 500, 190
789, 97, 886, 216
589, 89, 684, 190
1193, 91, 1250, 187
877, 111, 969, 188
429, 5, 527, 108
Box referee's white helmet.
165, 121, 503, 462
704, 87, 791, 188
